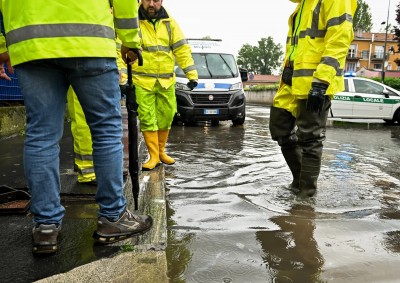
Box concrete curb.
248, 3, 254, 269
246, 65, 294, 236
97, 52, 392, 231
36, 251, 168, 283
36, 167, 168, 283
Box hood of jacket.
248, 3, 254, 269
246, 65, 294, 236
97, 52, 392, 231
139, 5, 169, 21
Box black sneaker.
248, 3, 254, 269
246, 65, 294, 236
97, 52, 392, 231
93, 209, 153, 244
32, 224, 61, 254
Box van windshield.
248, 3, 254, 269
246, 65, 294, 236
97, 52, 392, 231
175, 53, 238, 79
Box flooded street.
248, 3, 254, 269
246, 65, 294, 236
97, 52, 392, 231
165, 104, 400, 283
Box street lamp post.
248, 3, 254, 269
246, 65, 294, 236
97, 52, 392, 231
381, 0, 391, 83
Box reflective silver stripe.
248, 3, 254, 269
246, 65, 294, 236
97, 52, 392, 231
327, 13, 353, 29
77, 168, 95, 175
114, 17, 139, 30
183, 65, 196, 73
75, 153, 94, 161
172, 39, 187, 50
311, 0, 322, 37
142, 45, 171, 53
299, 29, 326, 39
6, 24, 115, 46
293, 68, 343, 77
293, 69, 314, 77
320, 56, 340, 71
165, 21, 172, 47
132, 71, 173, 78
297, 0, 353, 40
286, 36, 290, 44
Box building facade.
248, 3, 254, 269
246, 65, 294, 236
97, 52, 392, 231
346, 29, 400, 77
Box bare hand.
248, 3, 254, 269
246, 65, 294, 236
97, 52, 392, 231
121, 45, 141, 65
0, 52, 12, 81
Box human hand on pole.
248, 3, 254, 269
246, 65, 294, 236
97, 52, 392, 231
121, 45, 143, 66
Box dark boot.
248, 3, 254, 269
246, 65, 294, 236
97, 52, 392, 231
298, 157, 320, 197
269, 106, 300, 192
296, 98, 331, 198
281, 146, 302, 192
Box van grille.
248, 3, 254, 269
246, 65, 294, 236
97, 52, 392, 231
190, 93, 231, 104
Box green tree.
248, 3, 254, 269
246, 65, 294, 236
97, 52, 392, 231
353, 0, 373, 32
237, 36, 283, 75
236, 43, 258, 72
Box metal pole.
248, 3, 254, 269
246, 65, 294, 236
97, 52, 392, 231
382, 0, 391, 83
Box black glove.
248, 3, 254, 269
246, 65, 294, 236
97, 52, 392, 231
187, 80, 198, 90
130, 48, 143, 66
306, 82, 329, 114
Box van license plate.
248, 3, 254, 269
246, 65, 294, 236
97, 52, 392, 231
204, 109, 219, 115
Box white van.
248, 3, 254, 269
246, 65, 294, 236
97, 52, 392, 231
174, 39, 248, 126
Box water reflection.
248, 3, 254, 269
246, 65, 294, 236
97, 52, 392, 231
256, 204, 323, 282
166, 200, 194, 283
390, 126, 400, 141
166, 105, 400, 282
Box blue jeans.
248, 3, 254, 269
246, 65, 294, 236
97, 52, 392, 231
16, 58, 127, 225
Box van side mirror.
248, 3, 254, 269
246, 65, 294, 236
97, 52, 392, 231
239, 68, 248, 82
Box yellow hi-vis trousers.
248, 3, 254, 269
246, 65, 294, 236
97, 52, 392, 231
67, 87, 96, 183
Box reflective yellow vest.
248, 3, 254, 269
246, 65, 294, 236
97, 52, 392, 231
0, 0, 140, 66
132, 8, 198, 91
282, 0, 357, 98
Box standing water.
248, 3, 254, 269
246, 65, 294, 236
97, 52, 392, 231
165, 104, 400, 283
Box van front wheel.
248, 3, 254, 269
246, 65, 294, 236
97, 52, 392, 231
232, 115, 245, 126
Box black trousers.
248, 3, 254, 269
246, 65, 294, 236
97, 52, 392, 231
269, 97, 331, 192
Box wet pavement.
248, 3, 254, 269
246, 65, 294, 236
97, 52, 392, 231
1, 104, 400, 282
0, 124, 123, 283
165, 104, 400, 283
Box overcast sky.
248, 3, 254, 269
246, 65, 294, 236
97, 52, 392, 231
163, 0, 396, 56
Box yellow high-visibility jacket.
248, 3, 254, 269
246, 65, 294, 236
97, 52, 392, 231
0, 0, 140, 66
132, 6, 198, 91
282, 0, 357, 98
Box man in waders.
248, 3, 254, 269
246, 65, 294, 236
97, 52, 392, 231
269, 0, 357, 197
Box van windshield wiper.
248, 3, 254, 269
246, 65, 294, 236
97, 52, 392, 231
203, 55, 213, 78
219, 55, 234, 77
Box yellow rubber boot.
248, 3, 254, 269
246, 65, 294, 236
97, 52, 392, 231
142, 131, 160, 171
158, 130, 175, 165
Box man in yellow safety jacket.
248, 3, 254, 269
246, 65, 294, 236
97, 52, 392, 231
0, 0, 153, 254
269, 0, 357, 198
131, 0, 198, 171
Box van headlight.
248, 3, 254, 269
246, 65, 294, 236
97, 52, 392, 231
176, 82, 191, 91
230, 82, 242, 90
